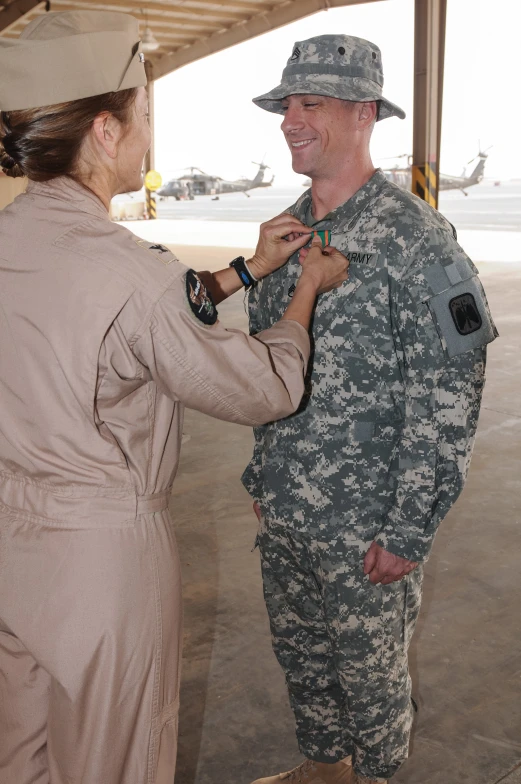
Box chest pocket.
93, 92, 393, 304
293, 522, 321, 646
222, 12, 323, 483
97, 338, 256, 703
331, 237, 385, 284
313, 275, 363, 337
313, 239, 386, 331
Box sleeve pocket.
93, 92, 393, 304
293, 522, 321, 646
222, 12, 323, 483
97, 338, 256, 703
426, 274, 498, 358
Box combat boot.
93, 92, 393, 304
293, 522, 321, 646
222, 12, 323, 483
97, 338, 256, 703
250, 757, 353, 784
352, 775, 387, 784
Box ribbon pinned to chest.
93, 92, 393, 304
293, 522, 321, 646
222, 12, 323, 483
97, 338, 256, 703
311, 229, 331, 248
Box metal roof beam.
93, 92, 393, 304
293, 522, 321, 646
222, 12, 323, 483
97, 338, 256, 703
184, 1, 268, 11
149, 0, 383, 79
52, 2, 225, 29
0, 0, 271, 35
132, 1, 249, 19
327, 0, 382, 5
143, 17, 222, 31
0, 0, 42, 33
144, 31, 200, 42
49, 0, 249, 22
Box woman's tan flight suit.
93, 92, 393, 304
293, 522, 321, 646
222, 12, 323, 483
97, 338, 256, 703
0, 177, 310, 784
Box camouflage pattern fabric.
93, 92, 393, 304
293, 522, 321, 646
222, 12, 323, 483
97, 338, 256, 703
253, 35, 405, 121
243, 170, 496, 563
242, 170, 497, 777
257, 521, 423, 781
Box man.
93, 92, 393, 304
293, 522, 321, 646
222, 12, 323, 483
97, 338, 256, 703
242, 35, 497, 784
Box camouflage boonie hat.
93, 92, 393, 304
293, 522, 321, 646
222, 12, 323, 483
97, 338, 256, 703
253, 34, 405, 121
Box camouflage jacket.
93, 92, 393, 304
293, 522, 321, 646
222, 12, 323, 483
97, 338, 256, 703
241, 170, 498, 562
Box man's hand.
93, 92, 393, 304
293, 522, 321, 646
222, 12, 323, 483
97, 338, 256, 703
363, 541, 418, 585
253, 502, 261, 521
248, 213, 311, 279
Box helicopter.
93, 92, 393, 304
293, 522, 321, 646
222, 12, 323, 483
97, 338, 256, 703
156, 178, 194, 201
173, 161, 275, 198
380, 147, 491, 196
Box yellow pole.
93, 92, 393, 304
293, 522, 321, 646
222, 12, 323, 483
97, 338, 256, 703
144, 60, 156, 220
146, 187, 156, 220
412, 0, 447, 209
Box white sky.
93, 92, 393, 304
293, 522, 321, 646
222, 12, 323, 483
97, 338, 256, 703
153, 0, 520, 185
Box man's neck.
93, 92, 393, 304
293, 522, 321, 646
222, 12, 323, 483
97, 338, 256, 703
310, 161, 377, 221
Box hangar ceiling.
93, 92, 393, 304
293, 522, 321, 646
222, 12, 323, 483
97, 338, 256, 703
0, 0, 447, 209
0, 0, 383, 80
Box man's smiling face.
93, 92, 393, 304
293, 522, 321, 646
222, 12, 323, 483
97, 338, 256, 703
280, 94, 359, 178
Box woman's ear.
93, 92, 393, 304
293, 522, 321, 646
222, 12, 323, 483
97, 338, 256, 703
90, 112, 123, 160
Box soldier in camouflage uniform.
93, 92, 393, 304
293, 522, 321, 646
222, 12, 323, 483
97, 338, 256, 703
241, 35, 498, 784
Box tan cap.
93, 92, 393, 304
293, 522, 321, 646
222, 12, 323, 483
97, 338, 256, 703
0, 10, 147, 112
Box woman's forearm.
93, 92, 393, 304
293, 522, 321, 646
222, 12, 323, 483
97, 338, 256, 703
281, 274, 318, 330
201, 267, 320, 329
198, 257, 263, 305
197, 267, 244, 305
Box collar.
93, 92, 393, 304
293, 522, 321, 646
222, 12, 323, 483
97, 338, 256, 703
26, 176, 110, 221
302, 169, 388, 232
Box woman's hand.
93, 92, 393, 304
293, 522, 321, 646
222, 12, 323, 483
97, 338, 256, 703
281, 237, 349, 329
248, 213, 311, 279
299, 236, 350, 294
200, 215, 310, 306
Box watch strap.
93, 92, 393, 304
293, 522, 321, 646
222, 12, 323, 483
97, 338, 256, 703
229, 256, 256, 289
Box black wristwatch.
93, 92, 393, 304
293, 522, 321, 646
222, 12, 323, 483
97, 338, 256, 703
229, 256, 256, 289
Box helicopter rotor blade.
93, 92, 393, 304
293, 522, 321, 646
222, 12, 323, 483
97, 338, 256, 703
467, 146, 492, 165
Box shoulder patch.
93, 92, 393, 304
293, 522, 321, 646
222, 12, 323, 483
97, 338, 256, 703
133, 238, 178, 266
449, 293, 482, 335
186, 269, 217, 326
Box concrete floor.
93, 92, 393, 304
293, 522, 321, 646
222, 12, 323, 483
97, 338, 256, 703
168, 247, 521, 784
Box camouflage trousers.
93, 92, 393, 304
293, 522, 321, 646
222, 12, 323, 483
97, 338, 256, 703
257, 521, 423, 782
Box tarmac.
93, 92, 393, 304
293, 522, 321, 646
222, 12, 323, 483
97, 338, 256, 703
165, 245, 521, 784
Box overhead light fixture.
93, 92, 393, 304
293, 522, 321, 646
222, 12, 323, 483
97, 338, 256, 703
140, 8, 160, 52
141, 25, 160, 52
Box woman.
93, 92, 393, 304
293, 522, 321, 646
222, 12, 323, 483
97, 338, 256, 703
0, 10, 349, 784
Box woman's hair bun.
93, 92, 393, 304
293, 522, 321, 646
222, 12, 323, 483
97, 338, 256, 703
0, 88, 137, 182
0, 118, 25, 178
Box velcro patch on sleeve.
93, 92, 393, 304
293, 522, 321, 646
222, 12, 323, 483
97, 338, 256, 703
185, 269, 217, 326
